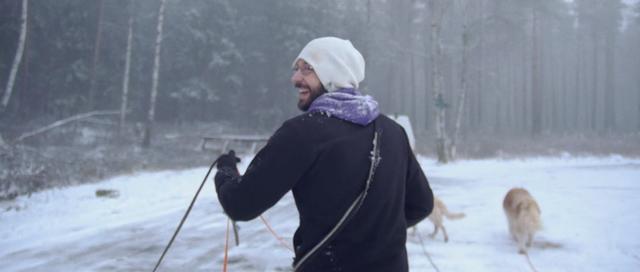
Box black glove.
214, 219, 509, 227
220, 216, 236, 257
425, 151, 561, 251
216, 149, 241, 171
215, 150, 241, 191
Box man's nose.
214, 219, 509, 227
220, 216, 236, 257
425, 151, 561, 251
291, 70, 303, 84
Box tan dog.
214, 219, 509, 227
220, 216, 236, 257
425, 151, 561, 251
503, 188, 542, 254
423, 196, 465, 242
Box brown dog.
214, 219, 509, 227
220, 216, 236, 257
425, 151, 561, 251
423, 196, 465, 242
503, 188, 542, 254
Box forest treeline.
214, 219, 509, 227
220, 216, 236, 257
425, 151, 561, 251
1, 0, 639, 160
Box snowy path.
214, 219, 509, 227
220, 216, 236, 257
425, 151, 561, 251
1, 156, 639, 272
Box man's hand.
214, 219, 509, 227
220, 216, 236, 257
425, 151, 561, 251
215, 150, 241, 191
216, 149, 241, 171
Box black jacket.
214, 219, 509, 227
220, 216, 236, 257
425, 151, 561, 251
215, 112, 433, 271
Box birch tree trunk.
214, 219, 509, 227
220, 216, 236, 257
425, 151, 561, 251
474, 0, 486, 132
590, 33, 599, 131
531, 8, 542, 136
2, 0, 28, 111
450, 2, 470, 160
408, 1, 417, 123
574, 32, 582, 130
603, 32, 616, 132
120, 1, 134, 134
429, 0, 449, 163
142, 0, 167, 148
561, 39, 569, 131
88, 0, 105, 111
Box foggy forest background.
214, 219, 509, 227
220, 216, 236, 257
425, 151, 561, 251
1, 0, 639, 199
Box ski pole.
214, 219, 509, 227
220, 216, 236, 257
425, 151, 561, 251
151, 158, 218, 272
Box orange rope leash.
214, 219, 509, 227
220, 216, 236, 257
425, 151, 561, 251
260, 215, 295, 252
524, 252, 539, 272
223, 218, 230, 272
415, 228, 441, 272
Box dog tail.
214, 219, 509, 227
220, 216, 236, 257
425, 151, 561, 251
442, 205, 465, 220
444, 211, 465, 220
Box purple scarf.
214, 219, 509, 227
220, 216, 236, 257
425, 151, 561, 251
308, 88, 380, 126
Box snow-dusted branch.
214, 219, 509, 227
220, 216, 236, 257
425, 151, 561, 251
15, 110, 120, 142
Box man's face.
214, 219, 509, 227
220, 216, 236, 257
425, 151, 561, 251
291, 59, 326, 111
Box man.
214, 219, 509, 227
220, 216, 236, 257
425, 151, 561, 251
214, 36, 433, 271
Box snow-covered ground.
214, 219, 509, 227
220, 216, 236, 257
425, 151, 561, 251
1, 155, 639, 272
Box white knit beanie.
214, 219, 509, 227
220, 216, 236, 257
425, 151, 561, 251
293, 37, 365, 92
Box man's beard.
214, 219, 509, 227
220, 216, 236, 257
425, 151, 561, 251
296, 83, 327, 111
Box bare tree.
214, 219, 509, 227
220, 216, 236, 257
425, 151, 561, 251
603, 0, 623, 132
2, 0, 28, 111
603, 30, 616, 132
636, 3, 640, 131
142, 0, 167, 148
590, 31, 599, 131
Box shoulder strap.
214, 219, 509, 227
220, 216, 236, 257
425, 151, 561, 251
293, 120, 382, 272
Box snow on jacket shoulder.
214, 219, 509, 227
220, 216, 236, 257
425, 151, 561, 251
215, 112, 433, 272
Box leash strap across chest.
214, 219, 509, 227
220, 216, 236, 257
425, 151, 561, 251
293, 120, 382, 272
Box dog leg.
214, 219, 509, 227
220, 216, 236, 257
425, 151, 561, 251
516, 233, 527, 254
441, 225, 449, 243
507, 221, 515, 240
430, 224, 439, 238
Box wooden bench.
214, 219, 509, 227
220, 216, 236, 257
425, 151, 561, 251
200, 135, 269, 154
